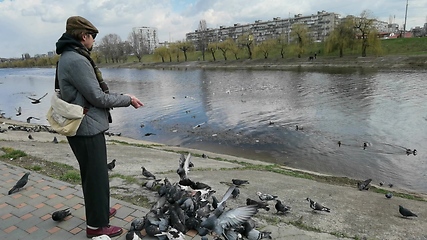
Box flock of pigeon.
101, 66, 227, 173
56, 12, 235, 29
0, 92, 52, 135
124, 152, 288, 240
0, 123, 56, 141
1, 92, 48, 123
356, 178, 418, 218
105, 153, 388, 240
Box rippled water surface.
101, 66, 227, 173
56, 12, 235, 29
1, 67, 427, 193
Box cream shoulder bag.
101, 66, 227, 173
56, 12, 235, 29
46, 92, 84, 136
46, 61, 84, 136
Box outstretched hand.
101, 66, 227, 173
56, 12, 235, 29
125, 94, 144, 109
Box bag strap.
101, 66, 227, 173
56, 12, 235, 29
55, 61, 60, 92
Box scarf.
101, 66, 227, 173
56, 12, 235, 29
72, 47, 109, 94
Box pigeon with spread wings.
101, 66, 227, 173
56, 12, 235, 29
27, 92, 48, 104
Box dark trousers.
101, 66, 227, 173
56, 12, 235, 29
67, 133, 109, 227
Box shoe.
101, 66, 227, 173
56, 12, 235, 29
109, 207, 117, 218
86, 225, 123, 238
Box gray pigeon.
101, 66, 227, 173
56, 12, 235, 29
257, 191, 278, 201
131, 217, 146, 231
218, 185, 237, 207
107, 159, 116, 171
306, 197, 330, 212
177, 153, 191, 180
399, 205, 418, 218
232, 179, 249, 186
275, 200, 291, 214
232, 187, 240, 198
8, 172, 30, 195
52, 208, 71, 221
201, 205, 258, 237
15, 106, 22, 116
27, 92, 48, 104
241, 220, 272, 240
26, 116, 40, 123
142, 166, 156, 179
385, 192, 393, 199
246, 198, 270, 211
357, 178, 372, 191
144, 179, 162, 190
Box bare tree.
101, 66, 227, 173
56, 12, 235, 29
255, 39, 275, 59
178, 41, 194, 61
325, 17, 356, 57
120, 41, 133, 62
198, 20, 208, 61
154, 46, 170, 62
277, 34, 288, 58
217, 38, 234, 61
229, 42, 240, 60
354, 10, 376, 57
238, 34, 254, 59
207, 42, 217, 61
99, 34, 122, 63
98, 37, 112, 63
170, 42, 181, 62
290, 24, 310, 58
128, 30, 147, 62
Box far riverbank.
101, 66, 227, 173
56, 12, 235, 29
101, 54, 427, 71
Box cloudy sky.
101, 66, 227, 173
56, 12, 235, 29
0, 0, 425, 58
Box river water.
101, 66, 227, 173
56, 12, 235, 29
1, 67, 426, 193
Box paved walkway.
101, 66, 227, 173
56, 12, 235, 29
1, 162, 152, 240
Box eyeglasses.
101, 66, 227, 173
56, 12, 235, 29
87, 32, 97, 40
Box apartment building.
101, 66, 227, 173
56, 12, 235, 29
186, 10, 341, 47
132, 26, 159, 54
185, 10, 402, 48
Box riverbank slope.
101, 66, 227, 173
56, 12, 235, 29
1, 119, 427, 240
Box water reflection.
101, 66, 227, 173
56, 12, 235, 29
1, 67, 427, 194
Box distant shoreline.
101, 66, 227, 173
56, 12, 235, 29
100, 54, 427, 71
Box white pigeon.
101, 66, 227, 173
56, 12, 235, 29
92, 235, 111, 240
155, 227, 185, 240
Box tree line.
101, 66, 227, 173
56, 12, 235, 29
0, 10, 390, 68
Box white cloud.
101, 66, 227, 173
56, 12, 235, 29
0, 0, 425, 58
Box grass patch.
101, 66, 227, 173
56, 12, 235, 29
29, 165, 42, 171
289, 216, 321, 232
0, 147, 27, 159
263, 215, 282, 225
110, 194, 151, 208
108, 140, 162, 148
370, 187, 425, 201
0, 147, 81, 184
59, 170, 81, 184
330, 231, 352, 238
110, 173, 139, 184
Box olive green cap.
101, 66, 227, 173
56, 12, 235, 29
66, 16, 99, 34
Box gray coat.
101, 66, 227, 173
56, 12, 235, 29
57, 51, 131, 136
